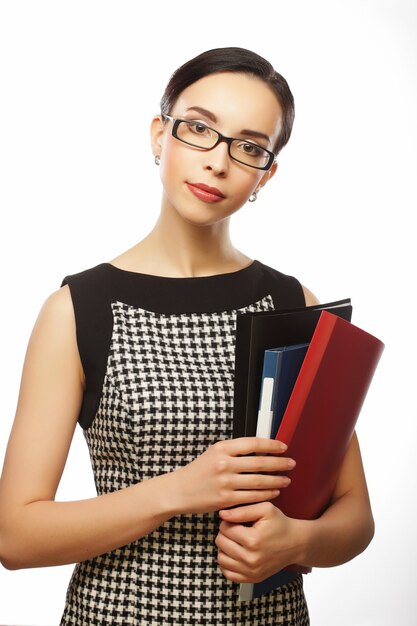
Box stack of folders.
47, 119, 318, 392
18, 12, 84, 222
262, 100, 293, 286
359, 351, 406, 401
233, 301, 384, 602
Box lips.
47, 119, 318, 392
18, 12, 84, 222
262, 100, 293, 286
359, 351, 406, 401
186, 182, 225, 203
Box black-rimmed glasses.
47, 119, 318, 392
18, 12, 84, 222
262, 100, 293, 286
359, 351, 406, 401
162, 115, 276, 171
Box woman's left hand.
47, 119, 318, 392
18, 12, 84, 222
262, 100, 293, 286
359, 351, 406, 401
215, 501, 305, 583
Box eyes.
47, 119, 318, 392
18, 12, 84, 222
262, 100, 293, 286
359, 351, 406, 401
189, 121, 212, 137
186, 120, 265, 157
240, 143, 263, 157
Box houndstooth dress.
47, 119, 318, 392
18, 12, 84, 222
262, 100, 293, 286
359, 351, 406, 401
59, 260, 310, 626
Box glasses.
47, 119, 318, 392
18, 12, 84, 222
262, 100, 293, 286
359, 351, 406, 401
163, 115, 276, 170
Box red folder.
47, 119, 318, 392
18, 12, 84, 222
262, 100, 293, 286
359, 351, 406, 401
272, 310, 384, 521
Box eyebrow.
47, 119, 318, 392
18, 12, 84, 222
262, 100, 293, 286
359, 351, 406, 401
184, 106, 272, 145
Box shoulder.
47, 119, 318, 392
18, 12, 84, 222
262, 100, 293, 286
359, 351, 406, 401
302, 285, 320, 306
61, 263, 110, 292
57, 265, 116, 427
36, 283, 76, 334
25, 283, 84, 389
38, 263, 113, 393
254, 261, 305, 308
60, 263, 113, 331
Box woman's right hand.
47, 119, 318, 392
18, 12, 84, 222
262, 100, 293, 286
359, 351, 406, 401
169, 437, 296, 515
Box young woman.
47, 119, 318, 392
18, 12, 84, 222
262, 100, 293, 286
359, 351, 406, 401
0, 47, 374, 625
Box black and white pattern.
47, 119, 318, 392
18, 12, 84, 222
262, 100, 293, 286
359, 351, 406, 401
60, 295, 309, 625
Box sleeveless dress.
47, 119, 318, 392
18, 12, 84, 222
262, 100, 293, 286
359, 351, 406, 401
59, 260, 310, 626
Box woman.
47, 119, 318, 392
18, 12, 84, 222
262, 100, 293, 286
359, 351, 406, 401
0, 47, 374, 625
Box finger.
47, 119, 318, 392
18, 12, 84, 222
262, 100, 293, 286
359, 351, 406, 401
230, 488, 281, 505
218, 520, 251, 545
222, 437, 288, 456
232, 455, 296, 473
233, 472, 291, 491
217, 549, 253, 580
217, 520, 263, 551
219, 566, 253, 583
216, 527, 246, 558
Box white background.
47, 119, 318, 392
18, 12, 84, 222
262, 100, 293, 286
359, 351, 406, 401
0, 1, 416, 624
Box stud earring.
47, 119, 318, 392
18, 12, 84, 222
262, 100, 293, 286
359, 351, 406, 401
154, 155, 160, 165
248, 191, 258, 202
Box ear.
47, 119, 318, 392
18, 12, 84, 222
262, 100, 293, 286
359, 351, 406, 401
257, 161, 278, 192
150, 115, 165, 158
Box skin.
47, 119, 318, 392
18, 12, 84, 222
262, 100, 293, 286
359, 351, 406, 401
0, 72, 374, 581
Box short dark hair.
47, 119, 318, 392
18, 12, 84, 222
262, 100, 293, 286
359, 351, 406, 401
160, 47, 295, 155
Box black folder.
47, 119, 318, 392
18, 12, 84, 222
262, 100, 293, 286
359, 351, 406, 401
233, 299, 352, 439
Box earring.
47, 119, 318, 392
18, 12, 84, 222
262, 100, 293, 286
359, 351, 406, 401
248, 191, 258, 202
154, 155, 160, 166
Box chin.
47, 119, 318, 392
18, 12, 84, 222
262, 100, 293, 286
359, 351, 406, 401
176, 201, 245, 228
182, 209, 235, 228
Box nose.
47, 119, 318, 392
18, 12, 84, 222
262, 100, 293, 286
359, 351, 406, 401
202, 140, 230, 176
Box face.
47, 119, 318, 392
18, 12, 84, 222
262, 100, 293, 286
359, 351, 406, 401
150, 72, 283, 227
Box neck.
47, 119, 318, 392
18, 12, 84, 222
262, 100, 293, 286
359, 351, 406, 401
132, 197, 251, 278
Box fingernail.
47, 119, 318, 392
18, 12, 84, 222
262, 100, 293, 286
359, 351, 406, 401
287, 459, 296, 469
278, 441, 288, 451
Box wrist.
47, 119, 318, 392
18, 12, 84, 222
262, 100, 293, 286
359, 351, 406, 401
149, 469, 185, 519
287, 518, 312, 567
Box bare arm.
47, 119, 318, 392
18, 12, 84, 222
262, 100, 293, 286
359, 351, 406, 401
0, 287, 294, 570
0, 286, 179, 569
302, 284, 319, 307
296, 285, 374, 566
294, 431, 374, 568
